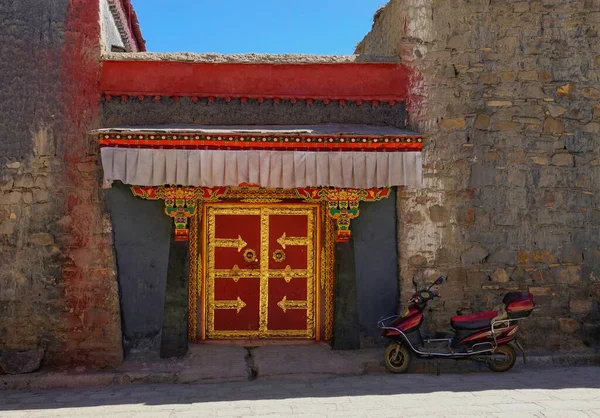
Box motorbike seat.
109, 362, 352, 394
451, 311, 498, 330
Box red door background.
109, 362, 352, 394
205, 204, 318, 339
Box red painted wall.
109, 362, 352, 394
58, 0, 123, 367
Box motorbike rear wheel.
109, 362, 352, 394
487, 344, 516, 372
384, 343, 411, 374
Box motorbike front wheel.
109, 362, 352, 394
384, 343, 411, 374
487, 344, 516, 372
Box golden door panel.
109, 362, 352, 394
205, 204, 318, 339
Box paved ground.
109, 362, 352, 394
0, 367, 599, 417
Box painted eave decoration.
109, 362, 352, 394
95, 124, 423, 189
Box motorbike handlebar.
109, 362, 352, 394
407, 276, 446, 304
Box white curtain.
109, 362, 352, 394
100, 148, 422, 189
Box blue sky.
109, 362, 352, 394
133, 1, 386, 55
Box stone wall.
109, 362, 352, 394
357, 0, 600, 352
100, 98, 406, 128
0, 0, 122, 368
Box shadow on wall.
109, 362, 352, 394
104, 181, 172, 358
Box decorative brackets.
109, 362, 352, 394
130, 185, 391, 242
131, 186, 225, 241
296, 188, 391, 242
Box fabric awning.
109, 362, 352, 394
95, 124, 423, 189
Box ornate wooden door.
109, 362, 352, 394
204, 203, 318, 339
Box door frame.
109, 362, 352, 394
203, 203, 320, 340
188, 199, 336, 342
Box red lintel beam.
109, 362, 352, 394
100, 61, 410, 102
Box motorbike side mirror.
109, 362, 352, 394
428, 276, 445, 290
434, 276, 445, 286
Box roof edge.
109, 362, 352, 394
108, 0, 146, 52
101, 51, 401, 64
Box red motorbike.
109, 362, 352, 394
378, 276, 536, 373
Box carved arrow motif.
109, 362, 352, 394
215, 235, 247, 252
276, 232, 308, 249
277, 296, 308, 313
214, 296, 247, 313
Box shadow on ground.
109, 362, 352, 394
1, 366, 599, 412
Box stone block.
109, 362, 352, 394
583, 122, 600, 133
532, 250, 556, 264
560, 244, 583, 263
469, 164, 498, 187
529, 286, 552, 296
487, 100, 512, 107
0, 349, 44, 374
0, 220, 16, 235
22, 192, 32, 204
33, 189, 50, 203
457, 207, 475, 225
569, 299, 593, 316
544, 117, 565, 133
557, 83, 574, 96
495, 212, 517, 226
551, 153, 574, 166
479, 72, 499, 84
580, 88, 600, 99
546, 104, 566, 118
531, 156, 549, 165
447, 34, 467, 49
5, 162, 21, 169
497, 36, 519, 51
538, 71, 552, 82
429, 205, 449, 222
523, 84, 546, 99
440, 65, 457, 77
440, 117, 466, 130
408, 254, 428, 267
461, 245, 488, 266
404, 211, 425, 223
559, 318, 580, 334
5, 191, 22, 204
488, 248, 515, 265
28, 232, 54, 246
34, 176, 48, 188
594, 104, 600, 119
474, 114, 490, 130
492, 120, 520, 131
517, 251, 532, 265
13, 174, 34, 188
491, 268, 510, 283
556, 266, 582, 285
518, 71, 537, 81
